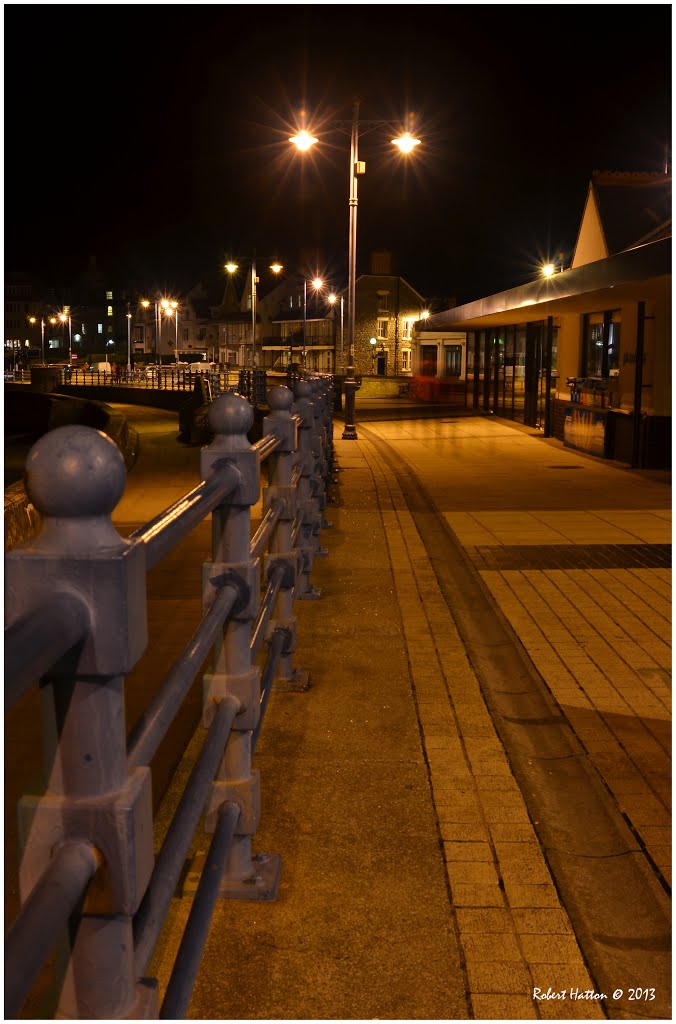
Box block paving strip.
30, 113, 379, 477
360, 439, 605, 1020
473, 564, 671, 886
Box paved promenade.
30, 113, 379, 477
116, 397, 669, 1021
7, 395, 670, 1020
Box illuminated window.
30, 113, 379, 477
582, 312, 620, 377
377, 319, 388, 339
106, 291, 113, 301
98, 324, 103, 335
401, 349, 411, 371
402, 320, 412, 341
107, 306, 113, 317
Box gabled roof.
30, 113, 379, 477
572, 171, 671, 267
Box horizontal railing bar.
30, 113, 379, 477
4, 840, 100, 1020
159, 800, 240, 1020
4, 594, 90, 710
129, 462, 240, 570
252, 627, 287, 754
133, 694, 240, 976
127, 582, 240, 770
291, 513, 303, 549
250, 500, 283, 560
252, 434, 280, 464
250, 564, 285, 661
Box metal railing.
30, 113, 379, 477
4, 377, 335, 1019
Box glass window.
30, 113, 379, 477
107, 306, 113, 317
377, 319, 388, 339
106, 291, 113, 301
377, 292, 389, 312
97, 324, 103, 335
401, 349, 411, 371
402, 320, 412, 341
583, 312, 620, 377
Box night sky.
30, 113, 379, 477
4, 5, 672, 307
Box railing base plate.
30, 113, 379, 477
183, 852, 282, 902
273, 668, 311, 692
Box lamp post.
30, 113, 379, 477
302, 276, 324, 369
28, 316, 46, 365
328, 292, 345, 373
58, 311, 72, 367
290, 100, 420, 439
141, 298, 168, 365
226, 259, 283, 369
160, 299, 179, 364
126, 304, 132, 373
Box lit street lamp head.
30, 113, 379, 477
289, 129, 318, 151
392, 131, 421, 153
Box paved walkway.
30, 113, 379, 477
7, 397, 670, 1020
139, 400, 670, 1020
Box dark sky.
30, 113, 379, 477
4, 5, 672, 306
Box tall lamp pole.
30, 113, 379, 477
126, 304, 132, 372
303, 277, 307, 368
226, 258, 282, 370
251, 257, 257, 368
29, 316, 46, 365
289, 102, 419, 438
59, 312, 72, 367
342, 98, 361, 439
328, 293, 345, 374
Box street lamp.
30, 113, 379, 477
126, 304, 132, 373
328, 292, 344, 373
28, 316, 46, 365
290, 100, 420, 439
140, 298, 164, 364
303, 276, 324, 368
226, 258, 283, 369
58, 311, 72, 367
160, 298, 179, 364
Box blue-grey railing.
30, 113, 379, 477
4, 377, 334, 1019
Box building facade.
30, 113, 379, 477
419, 173, 671, 469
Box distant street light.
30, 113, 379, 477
226, 258, 283, 368
328, 292, 344, 373
303, 276, 324, 368
160, 298, 179, 364
58, 311, 72, 366
290, 101, 420, 438
126, 304, 132, 372
28, 316, 45, 364
140, 298, 165, 364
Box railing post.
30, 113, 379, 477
197, 393, 281, 900
292, 380, 325, 599
4, 424, 156, 1019
309, 376, 334, 528
262, 385, 309, 690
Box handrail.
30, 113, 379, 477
4, 377, 336, 1018
133, 695, 241, 976
127, 580, 241, 769
129, 463, 240, 570
4, 592, 90, 709
4, 841, 101, 1019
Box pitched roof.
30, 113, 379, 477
590, 171, 671, 254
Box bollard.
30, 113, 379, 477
4, 425, 156, 1019
198, 393, 281, 900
